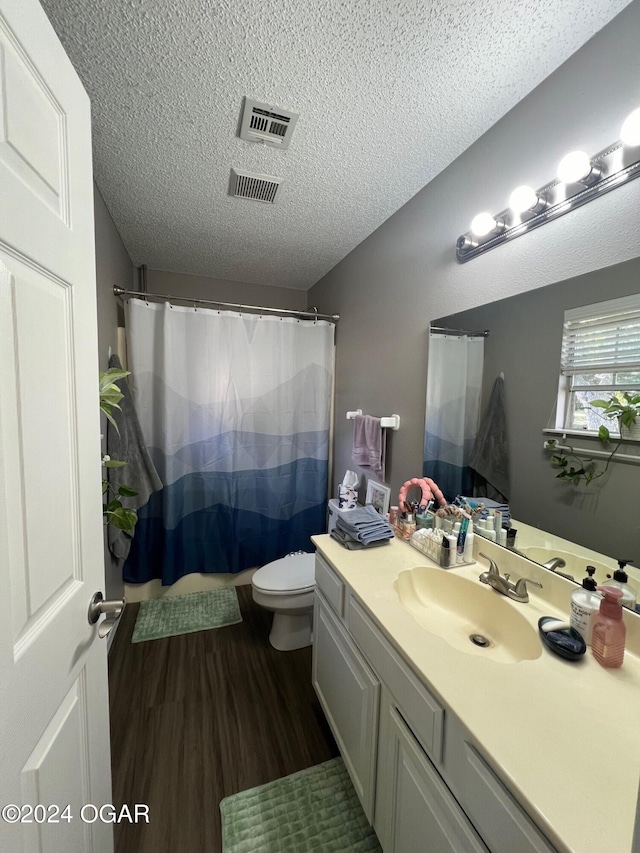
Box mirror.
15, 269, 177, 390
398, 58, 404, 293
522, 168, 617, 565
426, 254, 640, 600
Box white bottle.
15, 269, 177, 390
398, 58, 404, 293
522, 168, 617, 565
463, 525, 475, 562
446, 533, 457, 566
605, 561, 637, 612
570, 568, 600, 646
482, 525, 496, 542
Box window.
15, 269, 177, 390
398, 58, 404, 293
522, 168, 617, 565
558, 294, 640, 432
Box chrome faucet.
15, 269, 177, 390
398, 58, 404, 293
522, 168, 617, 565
478, 553, 543, 603
540, 555, 575, 582
542, 557, 566, 572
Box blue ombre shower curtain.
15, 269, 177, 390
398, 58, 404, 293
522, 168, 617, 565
122, 299, 334, 585
423, 333, 484, 502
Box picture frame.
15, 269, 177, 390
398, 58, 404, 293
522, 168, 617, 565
365, 480, 391, 516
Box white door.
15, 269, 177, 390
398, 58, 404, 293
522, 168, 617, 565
0, 2, 113, 852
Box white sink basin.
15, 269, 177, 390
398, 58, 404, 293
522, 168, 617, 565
394, 567, 542, 664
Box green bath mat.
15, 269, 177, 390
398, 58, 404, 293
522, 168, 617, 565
131, 587, 242, 643
220, 757, 381, 853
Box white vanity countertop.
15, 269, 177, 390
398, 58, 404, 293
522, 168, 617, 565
311, 533, 640, 853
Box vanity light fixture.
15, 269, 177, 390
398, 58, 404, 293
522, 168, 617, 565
556, 151, 601, 186
508, 185, 547, 215
620, 107, 640, 146
456, 106, 640, 263
470, 212, 504, 237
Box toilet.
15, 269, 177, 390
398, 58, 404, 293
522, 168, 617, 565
251, 552, 316, 651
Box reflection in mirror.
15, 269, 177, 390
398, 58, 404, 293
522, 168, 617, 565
423, 329, 486, 498
425, 255, 640, 603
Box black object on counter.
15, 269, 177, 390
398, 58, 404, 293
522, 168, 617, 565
538, 617, 587, 661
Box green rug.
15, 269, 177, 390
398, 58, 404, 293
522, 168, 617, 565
131, 587, 242, 643
220, 757, 381, 852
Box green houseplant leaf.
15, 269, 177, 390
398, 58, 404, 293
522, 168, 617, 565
100, 370, 138, 532
590, 393, 640, 430
105, 506, 138, 530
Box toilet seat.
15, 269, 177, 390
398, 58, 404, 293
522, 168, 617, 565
251, 552, 315, 595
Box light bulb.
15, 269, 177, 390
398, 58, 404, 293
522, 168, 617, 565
557, 151, 592, 184
509, 185, 540, 214
470, 212, 498, 237
621, 107, 640, 146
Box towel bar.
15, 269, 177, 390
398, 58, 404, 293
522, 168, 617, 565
346, 410, 401, 431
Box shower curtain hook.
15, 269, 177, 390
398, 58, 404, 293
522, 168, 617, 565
193, 298, 197, 312
313, 306, 318, 325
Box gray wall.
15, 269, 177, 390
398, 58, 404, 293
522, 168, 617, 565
436, 256, 640, 561
94, 185, 132, 372
94, 185, 134, 601
146, 268, 308, 312
308, 2, 640, 515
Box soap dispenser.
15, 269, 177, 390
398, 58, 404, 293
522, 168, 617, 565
605, 560, 636, 612
570, 567, 600, 646
592, 586, 626, 668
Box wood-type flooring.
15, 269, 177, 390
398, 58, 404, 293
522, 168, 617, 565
108, 584, 338, 853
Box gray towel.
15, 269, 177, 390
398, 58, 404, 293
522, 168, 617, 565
106, 354, 163, 561
468, 375, 510, 502
351, 415, 385, 479
330, 528, 391, 550
336, 504, 394, 543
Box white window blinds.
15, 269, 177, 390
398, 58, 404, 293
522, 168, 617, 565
561, 294, 640, 375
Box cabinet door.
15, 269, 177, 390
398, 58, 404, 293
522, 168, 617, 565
377, 698, 489, 853
443, 716, 557, 853
312, 592, 380, 822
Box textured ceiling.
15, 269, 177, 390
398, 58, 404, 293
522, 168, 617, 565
41, 0, 630, 290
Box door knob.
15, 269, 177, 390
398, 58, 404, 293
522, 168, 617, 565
88, 591, 126, 638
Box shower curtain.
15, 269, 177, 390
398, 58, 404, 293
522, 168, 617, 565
423, 333, 484, 502
122, 300, 335, 585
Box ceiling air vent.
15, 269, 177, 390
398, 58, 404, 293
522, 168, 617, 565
229, 168, 282, 203
239, 98, 299, 149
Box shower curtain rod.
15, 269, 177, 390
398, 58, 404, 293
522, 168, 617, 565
113, 286, 339, 323
430, 325, 489, 338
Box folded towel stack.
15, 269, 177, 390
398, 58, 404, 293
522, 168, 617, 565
335, 504, 394, 546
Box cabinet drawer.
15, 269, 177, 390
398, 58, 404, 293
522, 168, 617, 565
315, 554, 344, 619
347, 594, 444, 766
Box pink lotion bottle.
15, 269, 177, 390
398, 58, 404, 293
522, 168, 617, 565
592, 586, 626, 668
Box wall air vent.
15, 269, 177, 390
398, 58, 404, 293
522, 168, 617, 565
229, 168, 282, 203
239, 98, 299, 149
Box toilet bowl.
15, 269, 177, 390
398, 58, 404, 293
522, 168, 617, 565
251, 552, 316, 651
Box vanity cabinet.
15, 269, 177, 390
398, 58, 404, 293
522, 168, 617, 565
375, 686, 489, 853
312, 587, 379, 821
313, 553, 558, 853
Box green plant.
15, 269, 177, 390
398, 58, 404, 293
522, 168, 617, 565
545, 438, 617, 486
546, 392, 639, 486
590, 392, 640, 439
100, 368, 138, 531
